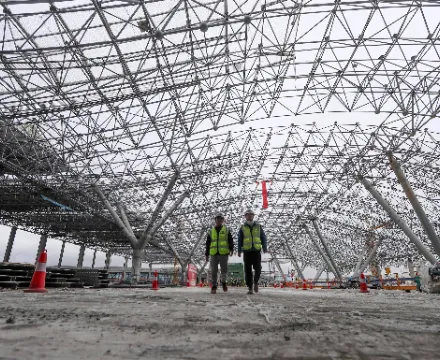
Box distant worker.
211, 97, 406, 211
238, 209, 268, 294
414, 272, 422, 292
205, 213, 234, 294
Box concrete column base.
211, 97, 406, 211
131, 249, 143, 284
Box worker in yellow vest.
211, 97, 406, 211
238, 209, 268, 294
205, 213, 234, 294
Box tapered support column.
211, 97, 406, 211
360, 176, 437, 264
408, 258, 416, 278
304, 225, 337, 277
3, 226, 17, 263
36, 234, 47, 262
312, 219, 342, 281
91, 249, 97, 269
58, 240, 66, 267
149, 262, 152, 281
131, 248, 143, 284
388, 153, 440, 257
122, 256, 129, 281
77, 244, 86, 268
105, 250, 112, 270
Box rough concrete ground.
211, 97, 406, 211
0, 287, 439, 360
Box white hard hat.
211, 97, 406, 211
244, 209, 255, 215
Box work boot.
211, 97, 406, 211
254, 283, 258, 293
211, 286, 217, 294
222, 282, 228, 292
247, 287, 253, 295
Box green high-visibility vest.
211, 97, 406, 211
210, 226, 230, 255
242, 224, 261, 251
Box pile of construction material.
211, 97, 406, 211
0, 263, 109, 290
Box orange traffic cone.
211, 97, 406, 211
152, 270, 159, 290
302, 279, 308, 290
24, 250, 47, 293
309, 280, 314, 289
359, 273, 369, 293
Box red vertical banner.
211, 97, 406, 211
262, 180, 269, 209
187, 264, 197, 287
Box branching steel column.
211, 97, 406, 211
312, 219, 342, 281
360, 176, 437, 264
140, 172, 179, 241
160, 235, 184, 266
388, 152, 440, 257
358, 238, 382, 275
184, 230, 206, 267
313, 265, 325, 282
105, 250, 112, 270
141, 191, 190, 247
353, 245, 368, 278
284, 240, 305, 280
407, 258, 416, 278
271, 254, 284, 277
58, 240, 66, 268
77, 244, 86, 269
304, 225, 338, 277
3, 226, 17, 263
93, 186, 137, 247
36, 234, 47, 263
117, 204, 136, 240
91, 249, 97, 269
122, 256, 129, 282
131, 248, 143, 282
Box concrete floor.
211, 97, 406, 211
0, 287, 439, 360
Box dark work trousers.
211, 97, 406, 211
244, 251, 262, 288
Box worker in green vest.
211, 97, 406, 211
238, 209, 268, 294
205, 213, 234, 294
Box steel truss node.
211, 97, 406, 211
1, 0, 440, 271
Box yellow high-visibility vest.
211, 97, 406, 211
210, 226, 229, 255
242, 224, 261, 251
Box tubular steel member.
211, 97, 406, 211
388, 152, 440, 257
284, 240, 305, 280
36, 234, 47, 263
77, 244, 86, 268
105, 250, 112, 270
304, 224, 338, 277
359, 176, 437, 264
3, 226, 17, 263
58, 240, 66, 268
311, 219, 342, 281
313, 265, 325, 282
93, 185, 137, 247
358, 238, 382, 275
91, 248, 97, 269
138, 172, 179, 244
353, 245, 368, 278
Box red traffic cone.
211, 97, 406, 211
24, 250, 47, 293
295, 280, 299, 289
302, 279, 308, 290
309, 280, 314, 290
359, 273, 369, 293
152, 270, 159, 290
